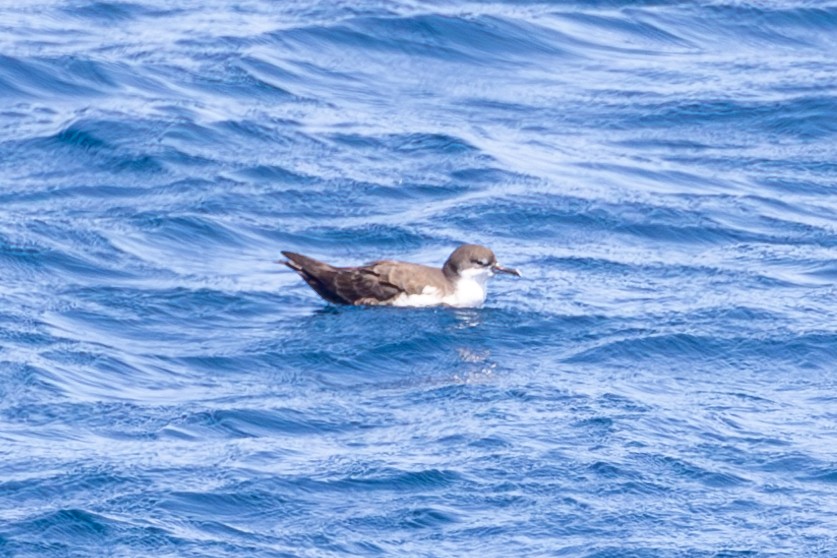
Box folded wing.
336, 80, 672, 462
282, 252, 423, 305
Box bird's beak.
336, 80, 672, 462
492, 263, 521, 277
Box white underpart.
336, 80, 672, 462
390, 267, 492, 308
445, 266, 492, 308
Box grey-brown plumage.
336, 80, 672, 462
281, 244, 520, 307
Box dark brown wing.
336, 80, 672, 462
282, 252, 406, 305
362, 260, 451, 301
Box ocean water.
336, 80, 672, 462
1, 1, 837, 556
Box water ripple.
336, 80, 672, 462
2, 1, 837, 557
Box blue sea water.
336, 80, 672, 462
2, 1, 837, 556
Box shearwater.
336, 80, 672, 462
281, 244, 521, 308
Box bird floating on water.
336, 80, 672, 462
280, 244, 521, 308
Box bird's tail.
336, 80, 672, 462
279, 251, 348, 304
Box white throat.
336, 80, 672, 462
444, 267, 492, 308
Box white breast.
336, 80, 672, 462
441, 268, 491, 308
388, 268, 491, 308
390, 285, 446, 308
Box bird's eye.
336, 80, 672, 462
473, 258, 489, 266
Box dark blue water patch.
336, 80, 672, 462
527, 0, 672, 7
0, 220, 144, 282
2, 508, 179, 558
280, 13, 573, 65
134, 286, 269, 321
159, 488, 293, 523
63, 1, 155, 22
0, 80, 29, 102
0, 234, 48, 270
757, 176, 837, 198
441, 194, 608, 240
339, 468, 462, 494
157, 349, 290, 384
183, 58, 297, 102
762, 96, 837, 140
571, 331, 837, 372
53, 121, 108, 150
750, 214, 837, 248
50, 116, 174, 155
633, 453, 751, 488
9, 508, 115, 542
596, 392, 654, 413
0, 362, 66, 414
55, 56, 121, 90
177, 118, 331, 163
3, 398, 130, 432
616, 219, 771, 246
243, 179, 478, 227
318, 132, 500, 187
352, 13, 573, 59
723, 192, 837, 228
232, 165, 315, 187
665, 307, 790, 338
771, 6, 837, 33
330, 131, 483, 157
641, 6, 811, 52
0, 55, 107, 99
549, 10, 698, 53
1, 237, 130, 283
364, 179, 474, 203
40, 342, 148, 381
159, 120, 232, 151
679, 155, 837, 181
608, 136, 716, 154
235, 54, 304, 85
542, 254, 730, 284
700, 4, 837, 47
0, 73, 28, 98
338, 507, 459, 544
14, 118, 168, 176
165, 406, 378, 440
0, 309, 54, 348
454, 96, 543, 121
802, 467, 837, 485
119, 178, 238, 216
445, 193, 768, 246
126, 211, 254, 251
273, 307, 470, 366
577, 163, 733, 200
803, 261, 837, 282
281, 224, 435, 257
175, 35, 259, 57
579, 547, 749, 558
754, 448, 812, 468
577, 188, 828, 248
234, 56, 331, 105
448, 166, 534, 185
49, 286, 278, 353
260, 57, 363, 95
0, 466, 141, 513
0, 183, 147, 208
53, 302, 173, 347
625, 95, 837, 141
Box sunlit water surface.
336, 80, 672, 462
1, 2, 837, 557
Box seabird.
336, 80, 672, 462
280, 244, 521, 308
